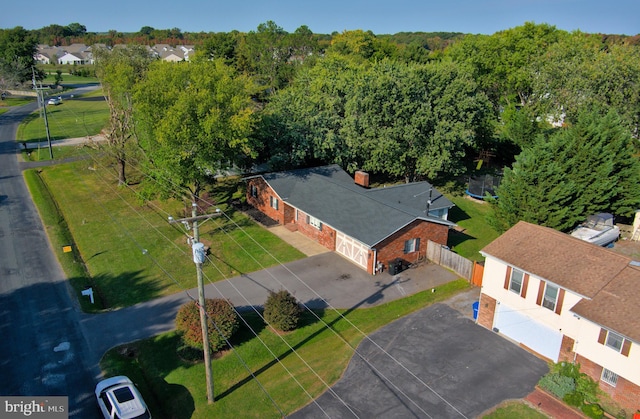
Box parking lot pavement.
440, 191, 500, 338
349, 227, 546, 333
289, 303, 549, 419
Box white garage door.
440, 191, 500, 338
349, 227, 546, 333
336, 232, 369, 270
495, 303, 562, 362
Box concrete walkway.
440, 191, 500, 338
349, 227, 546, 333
267, 225, 330, 256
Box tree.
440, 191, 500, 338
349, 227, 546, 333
489, 109, 640, 232
0, 27, 41, 90
263, 57, 492, 181
447, 22, 566, 109
237, 21, 294, 96
264, 290, 302, 332
134, 58, 257, 202
175, 299, 239, 352
94, 45, 153, 185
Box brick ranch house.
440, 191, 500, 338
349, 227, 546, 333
478, 221, 640, 413
245, 165, 455, 274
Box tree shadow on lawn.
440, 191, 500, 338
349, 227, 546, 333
215, 282, 398, 402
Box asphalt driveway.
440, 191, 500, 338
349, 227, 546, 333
289, 303, 549, 418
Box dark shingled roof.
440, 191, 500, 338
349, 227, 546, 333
261, 165, 455, 246
482, 221, 640, 342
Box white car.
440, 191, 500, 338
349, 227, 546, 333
95, 376, 152, 419
47, 97, 62, 105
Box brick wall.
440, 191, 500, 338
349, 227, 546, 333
246, 178, 284, 223
477, 293, 496, 330
296, 211, 336, 250
575, 354, 640, 413
558, 335, 576, 363
376, 220, 448, 269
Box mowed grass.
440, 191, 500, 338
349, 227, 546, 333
101, 279, 471, 419
482, 400, 548, 419
446, 194, 500, 261
31, 156, 305, 311
16, 88, 108, 143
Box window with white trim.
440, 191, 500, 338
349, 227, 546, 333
601, 368, 618, 387
509, 269, 524, 294
605, 330, 624, 352
308, 216, 322, 230
270, 196, 278, 210
542, 283, 558, 311
404, 238, 420, 253
250, 184, 258, 198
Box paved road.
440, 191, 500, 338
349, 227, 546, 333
0, 96, 100, 416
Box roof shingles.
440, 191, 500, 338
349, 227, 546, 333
482, 221, 640, 342
262, 165, 454, 246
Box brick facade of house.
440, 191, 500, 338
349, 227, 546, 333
477, 293, 497, 330
558, 335, 576, 363
246, 177, 450, 275
375, 220, 448, 269
575, 354, 640, 413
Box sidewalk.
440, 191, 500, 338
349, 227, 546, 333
22, 134, 106, 149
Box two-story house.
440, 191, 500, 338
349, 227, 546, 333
245, 165, 455, 274
478, 221, 640, 412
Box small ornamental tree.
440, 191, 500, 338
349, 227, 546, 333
175, 299, 239, 352
264, 290, 302, 332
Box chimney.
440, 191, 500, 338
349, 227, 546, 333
354, 170, 370, 188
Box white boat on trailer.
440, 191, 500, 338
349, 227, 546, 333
570, 213, 620, 246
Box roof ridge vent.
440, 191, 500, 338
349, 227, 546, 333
629, 260, 640, 267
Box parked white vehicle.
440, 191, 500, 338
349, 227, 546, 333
95, 376, 151, 419
47, 97, 62, 105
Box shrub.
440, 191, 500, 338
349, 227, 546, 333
581, 403, 604, 419
539, 373, 576, 399
175, 299, 239, 352
264, 290, 302, 332
576, 373, 600, 404
563, 391, 583, 407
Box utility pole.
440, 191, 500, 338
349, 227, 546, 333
32, 68, 53, 159
169, 203, 221, 404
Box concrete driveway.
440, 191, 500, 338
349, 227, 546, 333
289, 303, 549, 418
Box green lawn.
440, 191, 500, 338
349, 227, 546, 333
100, 279, 471, 418
482, 400, 548, 419
446, 194, 500, 261
16, 88, 108, 143
28, 157, 305, 312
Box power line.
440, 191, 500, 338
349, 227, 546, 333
40, 100, 466, 417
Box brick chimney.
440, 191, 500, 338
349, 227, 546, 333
354, 170, 370, 188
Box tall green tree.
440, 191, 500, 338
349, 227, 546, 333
0, 27, 41, 89
447, 22, 566, 109
134, 58, 257, 201
344, 60, 491, 181
94, 45, 154, 185
263, 57, 491, 181
489, 109, 640, 232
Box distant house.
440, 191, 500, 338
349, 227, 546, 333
57, 52, 89, 65
34, 45, 65, 64
478, 221, 640, 412
245, 165, 455, 274
151, 44, 191, 62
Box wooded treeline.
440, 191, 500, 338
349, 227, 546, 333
4, 21, 640, 232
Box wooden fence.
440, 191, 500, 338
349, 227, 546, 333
426, 240, 475, 281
